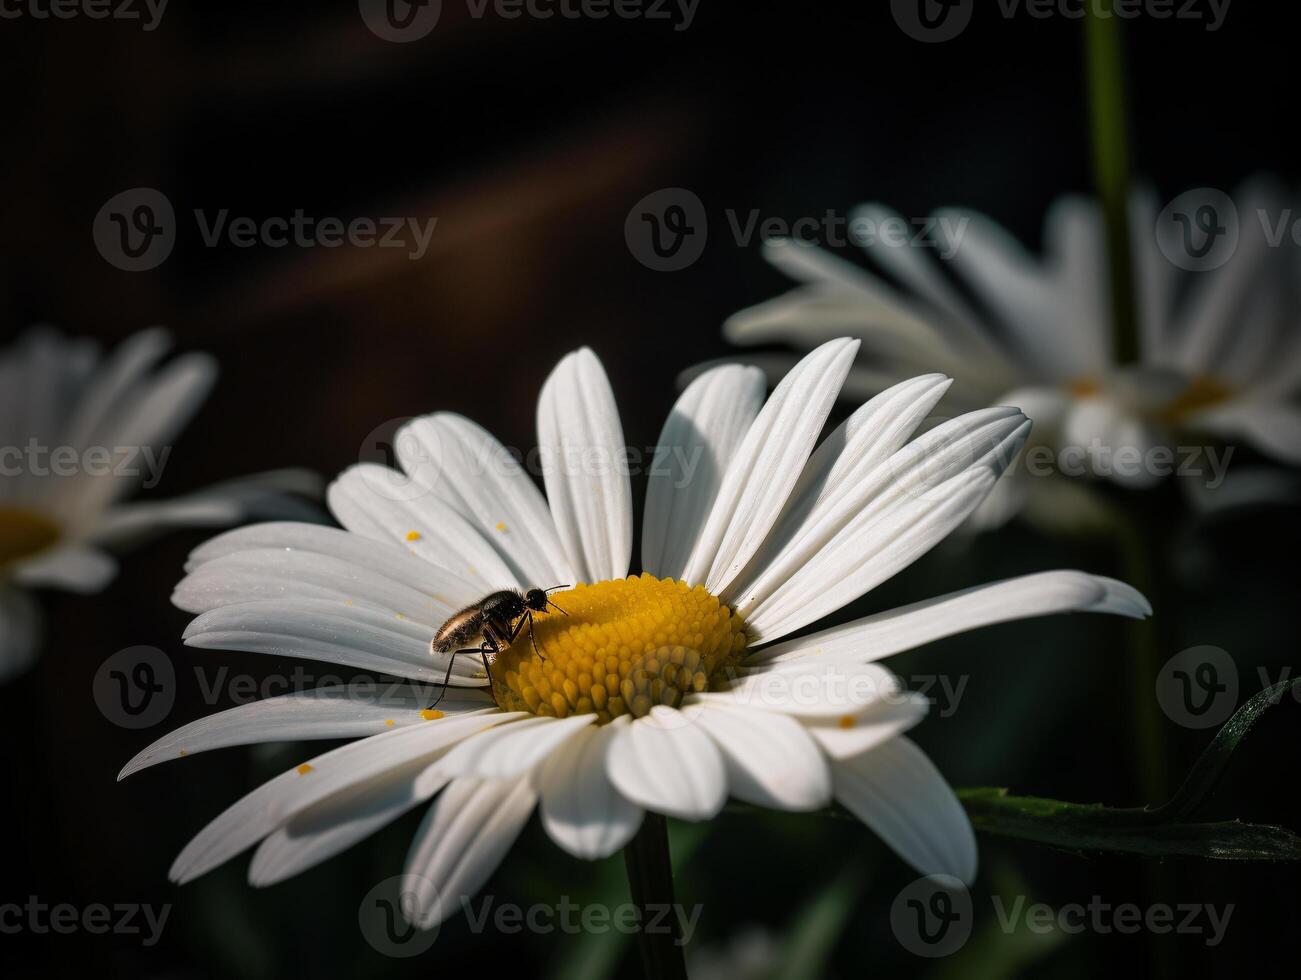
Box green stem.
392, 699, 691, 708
623, 813, 688, 980
1085, 1, 1139, 365
1114, 508, 1168, 804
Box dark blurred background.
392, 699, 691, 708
2, 2, 1298, 977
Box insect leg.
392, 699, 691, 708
428, 647, 476, 709
479, 634, 502, 704
504, 612, 547, 661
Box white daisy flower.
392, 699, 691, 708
121, 339, 1148, 930
723, 182, 1301, 529
0, 327, 319, 680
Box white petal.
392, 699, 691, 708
118, 685, 496, 778
849, 204, 1008, 358
748, 571, 1150, 668
169, 713, 518, 884
181, 598, 483, 684
249, 760, 449, 887
12, 544, 118, 594
181, 523, 479, 609
1199, 401, 1301, 465
403, 775, 538, 929
833, 736, 977, 884
89, 469, 322, 548
691, 703, 831, 811
59, 328, 172, 452
699, 661, 902, 719
72, 352, 219, 517
736, 405, 1028, 625
641, 365, 765, 580
436, 713, 596, 780
395, 414, 574, 587
536, 718, 643, 859
1061, 397, 1164, 489
175, 544, 468, 622
680, 338, 860, 594
0, 588, 43, 682
328, 464, 519, 590
536, 348, 633, 583
805, 694, 930, 759
605, 706, 728, 820
745, 400, 1029, 642
724, 373, 952, 601
736, 406, 1028, 620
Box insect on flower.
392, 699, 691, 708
428, 586, 569, 707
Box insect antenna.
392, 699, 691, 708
542, 585, 571, 616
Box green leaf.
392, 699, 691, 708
957, 677, 1301, 861
957, 788, 1301, 861
1152, 677, 1301, 821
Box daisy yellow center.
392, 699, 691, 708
492, 574, 747, 723
0, 507, 61, 567
1067, 377, 1102, 399
1159, 375, 1234, 424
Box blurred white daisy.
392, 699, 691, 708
121, 340, 1148, 929
723, 182, 1301, 529
0, 327, 319, 680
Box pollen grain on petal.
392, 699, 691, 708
296, 763, 314, 775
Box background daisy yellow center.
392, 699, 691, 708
0, 507, 61, 567
492, 574, 747, 723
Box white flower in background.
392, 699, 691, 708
723, 181, 1301, 529
121, 340, 1148, 929
0, 327, 320, 680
